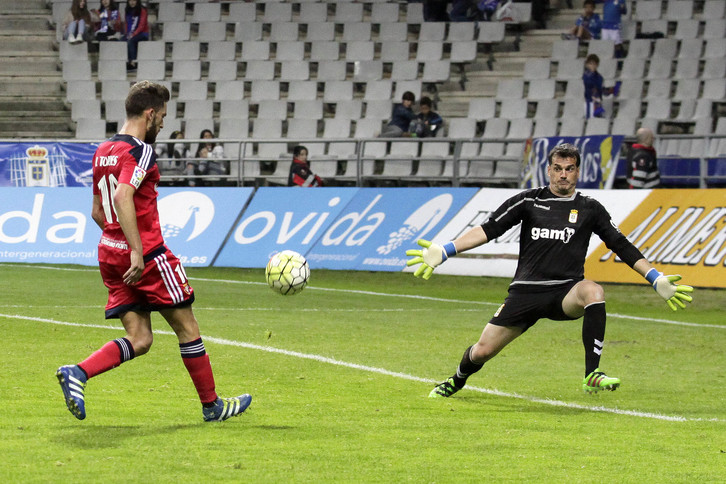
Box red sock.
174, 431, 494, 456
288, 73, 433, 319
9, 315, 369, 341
78, 338, 135, 378
180, 338, 218, 404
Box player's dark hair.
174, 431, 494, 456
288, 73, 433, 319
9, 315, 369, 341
419, 96, 433, 108
548, 143, 581, 167
125, 80, 170, 118
583, 0, 595, 7
293, 145, 308, 158
402, 91, 415, 102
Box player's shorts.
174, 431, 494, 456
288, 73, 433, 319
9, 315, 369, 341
601, 27, 622, 45
100, 245, 195, 319
488, 281, 579, 333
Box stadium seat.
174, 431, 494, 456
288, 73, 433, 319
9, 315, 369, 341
342, 22, 372, 42
527, 79, 555, 100
241, 41, 270, 61
192, 2, 221, 22
390, 61, 419, 81
626, 39, 652, 59
363, 99, 391, 120
197, 22, 227, 42
323, 81, 353, 102
499, 99, 528, 120
228, 2, 257, 22
665, 0, 693, 20
172, 60, 201, 81
634, 1, 662, 21
293, 100, 324, 120
208, 61, 238, 81
219, 100, 249, 119
243, 60, 275, 81
305, 22, 336, 42
270, 22, 300, 42
559, 118, 584, 136
275, 41, 306, 62
234, 22, 263, 42
393, 80, 422, 100
252, 119, 283, 139
215, 80, 246, 101
257, 100, 288, 120
418, 23, 446, 41
99, 42, 127, 60
415, 41, 443, 62
178, 81, 208, 101
551, 39, 579, 60
71, 99, 101, 121
75, 118, 107, 140
468, 98, 496, 120
135, 60, 165, 81
309, 41, 340, 62
346, 41, 375, 62
62, 60, 92, 81
316, 61, 347, 81
263, 3, 292, 23
379, 23, 409, 42
702, 0, 725, 19
280, 61, 310, 81
354, 119, 383, 138
249, 80, 280, 102
421, 60, 451, 83
496, 79, 524, 99
371, 3, 401, 23
364, 80, 393, 101
162, 22, 191, 42
447, 118, 477, 138
335, 3, 364, 23
158, 2, 186, 23
97, 60, 127, 81
299, 3, 327, 23
69, 80, 97, 101
533, 99, 559, 120
323, 119, 352, 139
183, 100, 214, 120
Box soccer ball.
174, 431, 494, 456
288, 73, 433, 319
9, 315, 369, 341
265, 250, 310, 295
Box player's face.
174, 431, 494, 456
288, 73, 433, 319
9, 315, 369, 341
297, 149, 308, 161
144, 104, 166, 144
547, 155, 579, 197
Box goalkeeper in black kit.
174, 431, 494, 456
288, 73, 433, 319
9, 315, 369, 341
406, 144, 694, 397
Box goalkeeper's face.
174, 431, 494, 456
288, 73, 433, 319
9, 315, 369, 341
547, 155, 579, 197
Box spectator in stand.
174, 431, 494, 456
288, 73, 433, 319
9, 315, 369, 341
194, 129, 227, 185
123, 0, 149, 71
413, 97, 444, 138
597, 0, 627, 58
155, 130, 193, 186
477, 0, 500, 21
627, 128, 660, 189
582, 54, 620, 118
62, 0, 96, 44
380, 91, 417, 138
94, 0, 124, 41
288, 146, 323, 187
563, 0, 601, 41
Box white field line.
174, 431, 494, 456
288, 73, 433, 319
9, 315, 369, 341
1, 312, 722, 423
1, 263, 723, 328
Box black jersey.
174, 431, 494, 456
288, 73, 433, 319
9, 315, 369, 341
481, 187, 644, 287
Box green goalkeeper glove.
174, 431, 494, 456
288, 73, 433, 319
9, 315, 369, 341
645, 268, 694, 311
405, 239, 457, 280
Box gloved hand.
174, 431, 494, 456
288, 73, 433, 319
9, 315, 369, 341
646, 269, 694, 311
405, 239, 456, 280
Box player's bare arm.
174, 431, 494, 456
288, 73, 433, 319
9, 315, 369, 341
91, 194, 106, 230
452, 226, 489, 252
113, 183, 144, 285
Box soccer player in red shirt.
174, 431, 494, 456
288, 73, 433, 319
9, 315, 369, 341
56, 81, 251, 421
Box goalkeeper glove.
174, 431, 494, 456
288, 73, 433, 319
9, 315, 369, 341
645, 268, 694, 311
405, 239, 457, 280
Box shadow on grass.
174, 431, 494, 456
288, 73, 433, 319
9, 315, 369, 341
51, 423, 200, 449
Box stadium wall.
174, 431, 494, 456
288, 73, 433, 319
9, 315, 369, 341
0, 187, 724, 288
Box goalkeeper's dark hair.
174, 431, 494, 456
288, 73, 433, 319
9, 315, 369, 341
548, 143, 581, 167
125, 81, 170, 118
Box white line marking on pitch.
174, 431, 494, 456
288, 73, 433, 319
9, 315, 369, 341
2, 264, 723, 329
2, 312, 722, 423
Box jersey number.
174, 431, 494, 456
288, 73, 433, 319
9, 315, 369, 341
97, 174, 119, 224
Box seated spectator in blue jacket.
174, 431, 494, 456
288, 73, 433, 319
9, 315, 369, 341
412, 97, 444, 138
380, 91, 416, 138
563, 0, 601, 41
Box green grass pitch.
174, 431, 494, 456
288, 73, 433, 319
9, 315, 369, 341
1, 263, 724, 482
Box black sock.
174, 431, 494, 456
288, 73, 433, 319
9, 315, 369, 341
451, 345, 484, 388
582, 302, 606, 376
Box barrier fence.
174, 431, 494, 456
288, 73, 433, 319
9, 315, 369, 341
2, 135, 726, 188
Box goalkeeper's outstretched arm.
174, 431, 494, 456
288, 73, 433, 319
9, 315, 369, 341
405, 227, 489, 279
632, 258, 694, 311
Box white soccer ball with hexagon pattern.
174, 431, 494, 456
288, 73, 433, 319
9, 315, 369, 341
265, 250, 310, 295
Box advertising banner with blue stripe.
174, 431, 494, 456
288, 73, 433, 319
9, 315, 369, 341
521, 135, 624, 189
0, 142, 97, 187
214, 187, 361, 268
0, 187, 253, 267
306, 187, 478, 271
158, 187, 254, 267
0, 188, 100, 265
